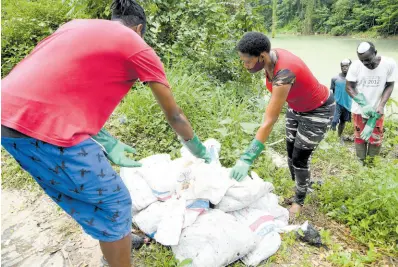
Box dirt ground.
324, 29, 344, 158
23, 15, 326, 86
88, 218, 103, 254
0, 189, 332, 267
1, 146, 396, 267
2, 189, 396, 267
1, 189, 104, 267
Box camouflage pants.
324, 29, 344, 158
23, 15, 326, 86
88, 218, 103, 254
286, 95, 335, 205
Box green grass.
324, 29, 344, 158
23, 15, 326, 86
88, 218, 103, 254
2, 61, 397, 265
1, 148, 37, 190
308, 131, 398, 254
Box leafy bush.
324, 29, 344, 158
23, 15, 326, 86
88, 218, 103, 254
382, 115, 398, 157
136, 0, 267, 83
278, 17, 302, 34
330, 26, 347, 36
314, 137, 398, 251
1, 0, 77, 77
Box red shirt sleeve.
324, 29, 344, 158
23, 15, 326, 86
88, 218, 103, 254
127, 48, 170, 88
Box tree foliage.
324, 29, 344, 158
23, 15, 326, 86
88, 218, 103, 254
2, 0, 396, 78
277, 0, 398, 35
135, 0, 268, 82
1, 0, 75, 76
272, 0, 278, 38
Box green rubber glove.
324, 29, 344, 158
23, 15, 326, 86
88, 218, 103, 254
360, 113, 381, 141
91, 129, 142, 167
353, 93, 377, 118
230, 139, 265, 182
182, 134, 212, 163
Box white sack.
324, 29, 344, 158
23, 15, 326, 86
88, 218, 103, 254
154, 197, 186, 245
216, 172, 268, 212
230, 208, 281, 266
242, 231, 281, 266
139, 154, 171, 166
180, 138, 221, 164
124, 139, 292, 266
249, 194, 289, 226
133, 198, 209, 242
184, 199, 209, 228
133, 201, 168, 238
135, 154, 180, 201
120, 167, 157, 214
172, 209, 256, 267
176, 163, 233, 205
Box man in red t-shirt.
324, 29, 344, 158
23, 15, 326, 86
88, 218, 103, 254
230, 32, 335, 219
1, 1, 210, 266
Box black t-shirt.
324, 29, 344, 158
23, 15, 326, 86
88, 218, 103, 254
1, 125, 28, 138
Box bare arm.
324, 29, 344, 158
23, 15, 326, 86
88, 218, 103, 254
345, 81, 359, 98
330, 78, 336, 94
148, 82, 194, 141
255, 84, 290, 143
376, 82, 395, 114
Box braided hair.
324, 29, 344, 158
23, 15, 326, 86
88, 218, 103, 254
111, 0, 146, 34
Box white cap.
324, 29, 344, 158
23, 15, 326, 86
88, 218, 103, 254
341, 58, 351, 65
357, 42, 371, 54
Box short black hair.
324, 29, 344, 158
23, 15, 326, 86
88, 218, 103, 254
237, 32, 271, 57
111, 0, 146, 34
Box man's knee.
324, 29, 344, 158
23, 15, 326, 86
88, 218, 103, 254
292, 156, 307, 169
286, 140, 295, 159
292, 147, 313, 169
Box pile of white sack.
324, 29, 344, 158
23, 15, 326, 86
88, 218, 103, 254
120, 139, 300, 267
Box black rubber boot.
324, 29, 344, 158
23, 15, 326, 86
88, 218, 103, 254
355, 143, 367, 165
367, 144, 381, 166
367, 144, 381, 157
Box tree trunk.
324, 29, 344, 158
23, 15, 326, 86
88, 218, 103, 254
303, 0, 315, 35
272, 0, 277, 38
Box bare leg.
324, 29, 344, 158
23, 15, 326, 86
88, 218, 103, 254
100, 234, 131, 267
289, 203, 302, 221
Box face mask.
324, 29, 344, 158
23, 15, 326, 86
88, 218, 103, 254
248, 57, 265, 73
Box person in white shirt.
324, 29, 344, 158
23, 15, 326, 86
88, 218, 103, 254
345, 41, 396, 164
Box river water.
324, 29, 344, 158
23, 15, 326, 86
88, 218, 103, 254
271, 35, 398, 107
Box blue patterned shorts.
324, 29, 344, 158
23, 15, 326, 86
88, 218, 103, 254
2, 137, 132, 242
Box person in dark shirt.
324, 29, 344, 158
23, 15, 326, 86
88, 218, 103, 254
330, 59, 352, 143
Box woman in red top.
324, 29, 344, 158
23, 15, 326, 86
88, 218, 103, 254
230, 32, 335, 218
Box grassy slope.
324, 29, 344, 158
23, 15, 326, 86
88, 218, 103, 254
2, 63, 397, 266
